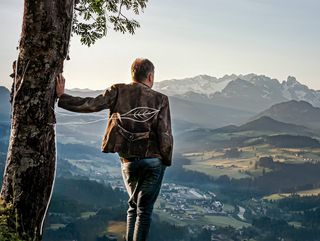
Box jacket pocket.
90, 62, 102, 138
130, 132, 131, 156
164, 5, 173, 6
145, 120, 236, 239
115, 122, 150, 156
116, 122, 150, 141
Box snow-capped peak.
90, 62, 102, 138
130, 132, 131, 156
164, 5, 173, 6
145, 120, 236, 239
153, 74, 238, 96
154, 74, 320, 108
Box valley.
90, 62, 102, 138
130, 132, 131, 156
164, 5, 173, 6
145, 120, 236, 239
2, 73, 320, 240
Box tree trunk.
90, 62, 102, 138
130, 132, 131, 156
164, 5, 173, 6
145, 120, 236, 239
1, 0, 74, 240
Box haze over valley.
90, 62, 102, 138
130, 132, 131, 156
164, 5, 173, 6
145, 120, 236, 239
1, 73, 320, 240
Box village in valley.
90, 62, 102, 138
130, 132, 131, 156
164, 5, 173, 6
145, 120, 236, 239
159, 183, 224, 220
154, 182, 250, 231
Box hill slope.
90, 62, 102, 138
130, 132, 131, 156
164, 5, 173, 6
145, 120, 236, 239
251, 100, 320, 130
175, 116, 320, 152
0, 86, 10, 122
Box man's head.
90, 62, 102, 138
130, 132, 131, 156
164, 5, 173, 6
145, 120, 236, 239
131, 58, 155, 88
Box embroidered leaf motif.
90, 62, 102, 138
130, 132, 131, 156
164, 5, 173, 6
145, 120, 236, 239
119, 107, 160, 122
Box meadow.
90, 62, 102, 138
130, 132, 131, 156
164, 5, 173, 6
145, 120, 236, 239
182, 145, 320, 180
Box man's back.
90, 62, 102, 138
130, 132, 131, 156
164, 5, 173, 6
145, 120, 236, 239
58, 81, 173, 166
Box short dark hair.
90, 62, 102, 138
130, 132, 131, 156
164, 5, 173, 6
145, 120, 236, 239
131, 58, 154, 82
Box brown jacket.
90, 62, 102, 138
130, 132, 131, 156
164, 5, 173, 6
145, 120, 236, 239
57, 82, 173, 166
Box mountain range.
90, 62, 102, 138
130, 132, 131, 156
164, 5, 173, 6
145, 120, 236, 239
2, 74, 318, 162
175, 115, 320, 152
64, 74, 320, 130
1, 73, 319, 137
0, 86, 10, 122
152, 74, 236, 96
154, 74, 320, 112
66, 87, 255, 129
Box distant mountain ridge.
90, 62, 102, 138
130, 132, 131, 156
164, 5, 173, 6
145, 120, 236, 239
59, 89, 255, 130
207, 116, 316, 136
1, 73, 319, 133
237, 116, 312, 134
175, 115, 320, 152
153, 74, 237, 96
0, 86, 10, 122
154, 74, 320, 112
154, 74, 319, 98
65, 73, 320, 114
66, 89, 103, 97
252, 100, 320, 130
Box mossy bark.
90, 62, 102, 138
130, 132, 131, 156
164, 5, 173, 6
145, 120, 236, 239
0, 0, 74, 240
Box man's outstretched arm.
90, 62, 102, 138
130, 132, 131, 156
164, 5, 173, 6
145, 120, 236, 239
55, 74, 118, 113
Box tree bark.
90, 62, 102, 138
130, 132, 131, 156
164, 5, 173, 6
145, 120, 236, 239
1, 0, 74, 240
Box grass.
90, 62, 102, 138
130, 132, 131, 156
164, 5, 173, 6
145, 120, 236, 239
223, 204, 235, 213
182, 145, 320, 180
298, 188, 320, 196
68, 158, 120, 177
183, 164, 250, 179
204, 215, 251, 229
288, 221, 302, 228
183, 149, 257, 179
262, 187, 320, 201
154, 209, 186, 226
48, 224, 66, 230
106, 221, 127, 240
81, 212, 97, 219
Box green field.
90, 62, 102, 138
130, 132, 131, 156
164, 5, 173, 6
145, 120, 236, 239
183, 164, 250, 179
182, 145, 320, 180
223, 203, 235, 213
48, 224, 66, 230
81, 211, 97, 219
106, 221, 127, 240
154, 208, 250, 229
204, 215, 251, 229
68, 158, 120, 177
263, 187, 320, 201
155, 209, 186, 226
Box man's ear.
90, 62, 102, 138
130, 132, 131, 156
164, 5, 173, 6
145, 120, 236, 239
147, 72, 153, 83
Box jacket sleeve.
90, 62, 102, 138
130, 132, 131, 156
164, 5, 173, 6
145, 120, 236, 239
156, 95, 174, 166
57, 84, 118, 113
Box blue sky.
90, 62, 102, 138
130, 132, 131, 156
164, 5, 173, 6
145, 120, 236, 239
0, 0, 319, 90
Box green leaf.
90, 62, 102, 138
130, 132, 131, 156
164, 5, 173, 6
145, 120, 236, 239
72, 0, 148, 47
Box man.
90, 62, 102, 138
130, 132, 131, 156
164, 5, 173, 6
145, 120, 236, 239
55, 58, 173, 241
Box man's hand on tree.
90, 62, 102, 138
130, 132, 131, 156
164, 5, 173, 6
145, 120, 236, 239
56, 73, 65, 98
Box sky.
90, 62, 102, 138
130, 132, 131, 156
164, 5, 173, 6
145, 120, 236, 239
0, 0, 319, 91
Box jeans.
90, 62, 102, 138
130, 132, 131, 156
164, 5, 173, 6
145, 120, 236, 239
121, 157, 166, 241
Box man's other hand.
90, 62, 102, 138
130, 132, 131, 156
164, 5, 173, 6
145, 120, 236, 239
56, 73, 65, 98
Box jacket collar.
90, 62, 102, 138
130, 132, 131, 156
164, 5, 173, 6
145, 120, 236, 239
132, 81, 151, 88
